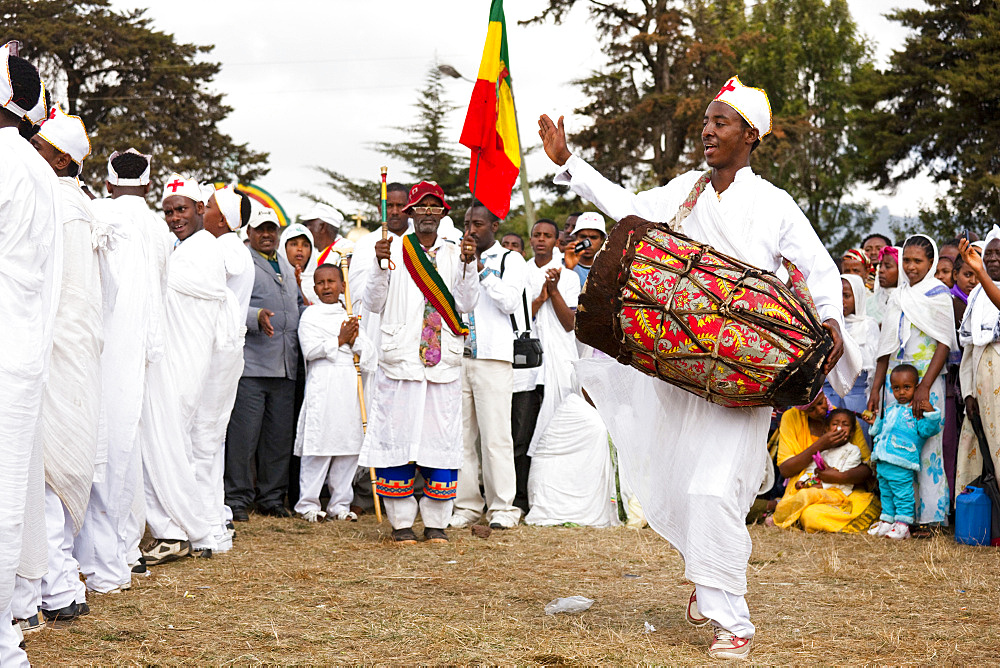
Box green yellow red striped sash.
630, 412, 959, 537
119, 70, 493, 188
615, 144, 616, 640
401, 234, 469, 336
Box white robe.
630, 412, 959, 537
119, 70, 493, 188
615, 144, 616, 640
75, 194, 169, 588
358, 234, 478, 470
525, 394, 621, 528
556, 156, 857, 595
523, 257, 582, 455
0, 127, 62, 613
141, 229, 230, 547
348, 225, 412, 373
41, 177, 107, 534
188, 230, 251, 544
294, 302, 374, 457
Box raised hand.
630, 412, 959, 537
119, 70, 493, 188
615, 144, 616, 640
538, 114, 572, 166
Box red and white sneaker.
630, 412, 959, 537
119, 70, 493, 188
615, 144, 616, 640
709, 626, 753, 660
886, 522, 910, 540
686, 589, 710, 626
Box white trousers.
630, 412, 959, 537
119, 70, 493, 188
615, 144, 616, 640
0, 605, 29, 668
454, 359, 520, 525
11, 576, 39, 619
144, 480, 188, 543
190, 343, 243, 548
383, 496, 453, 530
76, 430, 144, 591
41, 486, 86, 610
294, 455, 359, 516
75, 478, 128, 592
696, 584, 754, 639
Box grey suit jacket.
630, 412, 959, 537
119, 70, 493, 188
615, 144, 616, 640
243, 250, 305, 379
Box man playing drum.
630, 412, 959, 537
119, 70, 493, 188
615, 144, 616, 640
538, 76, 850, 660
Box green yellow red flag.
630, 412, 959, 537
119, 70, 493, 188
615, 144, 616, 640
459, 0, 520, 219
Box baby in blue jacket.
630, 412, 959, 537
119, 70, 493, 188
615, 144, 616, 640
862, 364, 942, 540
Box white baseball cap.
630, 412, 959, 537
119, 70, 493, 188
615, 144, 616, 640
574, 211, 607, 236
247, 199, 280, 229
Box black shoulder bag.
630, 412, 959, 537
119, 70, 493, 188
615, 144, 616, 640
500, 251, 543, 369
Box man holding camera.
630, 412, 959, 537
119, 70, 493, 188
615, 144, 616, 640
568, 211, 607, 285
450, 201, 527, 530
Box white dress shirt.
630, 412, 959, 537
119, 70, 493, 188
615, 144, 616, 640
464, 241, 526, 363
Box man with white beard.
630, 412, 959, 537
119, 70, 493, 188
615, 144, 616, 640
0, 41, 60, 666
75, 148, 171, 588
140, 173, 231, 564
27, 106, 110, 625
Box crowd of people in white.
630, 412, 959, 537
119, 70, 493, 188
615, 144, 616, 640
0, 43, 627, 664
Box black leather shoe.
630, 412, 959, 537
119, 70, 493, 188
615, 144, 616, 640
231, 507, 250, 522
42, 602, 81, 625
256, 504, 291, 518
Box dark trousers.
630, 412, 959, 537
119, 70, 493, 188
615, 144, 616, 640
225, 376, 296, 510
511, 385, 544, 514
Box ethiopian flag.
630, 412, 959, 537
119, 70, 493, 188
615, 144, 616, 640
459, 0, 520, 219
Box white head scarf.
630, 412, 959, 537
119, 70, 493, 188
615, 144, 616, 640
959, 225, 1000, 348
213, 185, 244, 232
278, 223, 315, 269
842, 273, 879, 375
878, 234, 958, 359
869, 246, 900, 323
278, 223, 317, 303
841, 273, 868, 323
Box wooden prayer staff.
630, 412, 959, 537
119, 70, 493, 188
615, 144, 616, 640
341, 253, 383, 524
379, 166, 389, 270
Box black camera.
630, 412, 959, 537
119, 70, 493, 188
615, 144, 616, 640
574, 237, 592, 253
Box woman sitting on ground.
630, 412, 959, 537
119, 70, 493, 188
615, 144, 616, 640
773, 393, 879, 533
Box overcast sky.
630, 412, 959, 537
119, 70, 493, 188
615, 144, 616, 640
109, 0, 930, 221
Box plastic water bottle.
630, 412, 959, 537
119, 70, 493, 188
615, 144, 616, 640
955, 486, 991, 546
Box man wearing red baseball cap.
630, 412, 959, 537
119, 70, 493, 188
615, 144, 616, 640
357, 181, 479, 544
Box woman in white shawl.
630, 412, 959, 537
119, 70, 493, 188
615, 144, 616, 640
868, 234, 957, 525
827, 274, 880, 443
867, 246, 903, 325
278, 223, 316, 304
955, 228, 1000, 494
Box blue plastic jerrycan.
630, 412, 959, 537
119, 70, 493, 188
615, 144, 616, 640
955, 486, 991, 546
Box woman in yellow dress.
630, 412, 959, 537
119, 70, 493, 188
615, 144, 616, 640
773, 394, 880, 532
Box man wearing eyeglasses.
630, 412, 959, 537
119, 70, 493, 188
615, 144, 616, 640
358, 181, 479, 543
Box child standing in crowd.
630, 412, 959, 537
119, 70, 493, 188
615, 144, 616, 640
868, 246, 903, 325
951, 254, 980, 324
935, 255, 955, 288
831, 275, 880, 443
864, 364, 942, 539
293, 264, 373, 522
868, 234, 957, 526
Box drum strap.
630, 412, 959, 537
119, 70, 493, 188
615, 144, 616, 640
668, 171, 712, 232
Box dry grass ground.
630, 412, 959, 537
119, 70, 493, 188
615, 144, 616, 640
26, 516, 1000, 665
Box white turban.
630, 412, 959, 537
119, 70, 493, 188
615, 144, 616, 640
213, 185, 244, 231
107, 148, 152, 186
161, 173, 202, 206
1, 41, 47, 124
36, 105, 91, 167
714, 75, 772, 138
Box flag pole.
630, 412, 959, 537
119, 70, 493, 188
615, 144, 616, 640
507, 82, 536, 229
